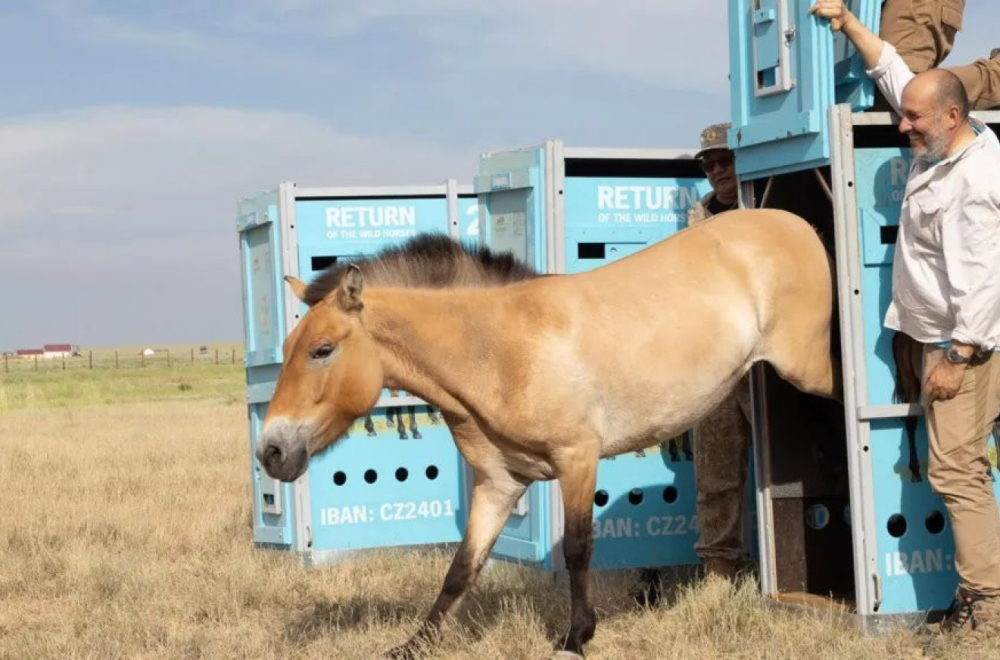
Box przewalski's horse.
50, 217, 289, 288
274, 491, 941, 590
256, 209, 841, 659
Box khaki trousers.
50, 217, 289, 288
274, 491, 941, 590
879, 0, 1000, 109
880, 0, 964, 71
693, 375, 752, 563
908, 343, 1000, 596
950, 58, 1000, 111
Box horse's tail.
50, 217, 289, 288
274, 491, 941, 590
891, 331, 921, 405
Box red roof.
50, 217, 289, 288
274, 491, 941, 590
43, 344, 73, 352
16, 349, 43, 356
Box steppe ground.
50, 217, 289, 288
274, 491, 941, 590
1, 347, 996, 659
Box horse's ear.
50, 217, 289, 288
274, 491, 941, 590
335, 265, 364, 313
285, 276, 309, 303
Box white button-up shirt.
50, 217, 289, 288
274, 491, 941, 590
867, 42, 1000, 351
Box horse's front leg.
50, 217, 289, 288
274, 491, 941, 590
387, 406, 408, 439
409, 406, 422, 439
554, 452, 599, 659
385, 470, 528, 660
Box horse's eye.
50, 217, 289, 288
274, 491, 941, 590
311, 344, 336, 360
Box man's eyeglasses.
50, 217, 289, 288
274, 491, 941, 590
699, 154, 734, 173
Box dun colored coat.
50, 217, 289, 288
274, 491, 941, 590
256, 208, 841, 659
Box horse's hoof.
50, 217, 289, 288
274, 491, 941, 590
412, 431, 422, 439
552, 652, 585, 660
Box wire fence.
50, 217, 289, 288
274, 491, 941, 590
2, 348, 242, 373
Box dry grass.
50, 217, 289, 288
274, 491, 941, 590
2, 382, 999, 659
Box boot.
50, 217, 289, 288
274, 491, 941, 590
629, 568, 663, 607
935, 587, 1000, 642
702, 557, 739, 582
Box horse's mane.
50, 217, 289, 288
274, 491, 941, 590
303, 233, 539, 306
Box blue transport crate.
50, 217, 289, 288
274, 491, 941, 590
728, 0, 881, 181
238, 180, 479, 564
476, 141, 759, 571
748, 107, 1000, 630
726, 0, 1000, 628
832, 111, 1000, 622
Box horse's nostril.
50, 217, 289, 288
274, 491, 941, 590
263, 444, 282, 466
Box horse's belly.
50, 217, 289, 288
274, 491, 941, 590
596, 380, 739, 459
599, 425, 687, 458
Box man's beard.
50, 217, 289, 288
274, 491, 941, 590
914, 123, 949, 164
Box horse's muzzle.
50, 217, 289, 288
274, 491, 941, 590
256, 417, 311, 482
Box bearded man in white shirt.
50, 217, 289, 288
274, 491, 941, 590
812, 0, 1000, 641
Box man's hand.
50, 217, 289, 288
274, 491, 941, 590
809, 0, 852, 32
925, 359, 966, 402
808, 0, 884, 72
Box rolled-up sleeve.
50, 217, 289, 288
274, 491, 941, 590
866, 41, 915, 116
942, 192, 1000, 351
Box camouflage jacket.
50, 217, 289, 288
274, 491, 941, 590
687, 191, 738, 227
686, 191, 717, 227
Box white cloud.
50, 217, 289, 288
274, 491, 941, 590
42, 0, 730, 95
50, 205, 105, 217
26, 0, 1000, 101
0, 105, 478, 236
454, 1, 729, 94
33, 0, 330, 75
219, 0, 1000, 96
0, 105, 480, 347
303, 0, 728, 94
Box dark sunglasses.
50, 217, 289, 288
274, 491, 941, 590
699, 153, 734, 173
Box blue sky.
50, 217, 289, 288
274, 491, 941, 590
1, 0, 998, 350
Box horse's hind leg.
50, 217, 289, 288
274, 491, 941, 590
553, 450, 599, 659
765, 308, 841, 401
776, 344, 839, 400
385, 468, 528, 660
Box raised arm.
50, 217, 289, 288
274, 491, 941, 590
809, 0, 884, 69
810, 0, 914, 113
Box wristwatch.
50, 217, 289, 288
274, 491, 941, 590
945, 346, 972, 365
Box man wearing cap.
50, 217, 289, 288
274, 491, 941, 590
632, 122, 750, 606
687, 122, 739, 223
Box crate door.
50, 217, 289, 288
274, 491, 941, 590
238, 195, 297, 548
729, 0, 836, 179
476, 147, 556, 565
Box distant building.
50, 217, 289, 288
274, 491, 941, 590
43, 344, 78, 359
16, 348, 44, 359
